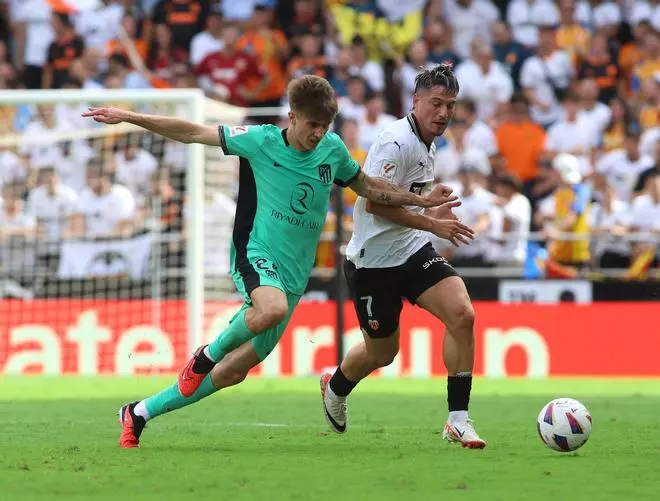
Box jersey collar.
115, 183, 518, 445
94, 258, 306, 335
406, 113, 432, 151
281, 128, 290, 146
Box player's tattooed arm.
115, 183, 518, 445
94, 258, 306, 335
82, 107, 221, 146
349, 171, 456, 208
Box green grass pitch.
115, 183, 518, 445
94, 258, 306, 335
1, 377, 659, 501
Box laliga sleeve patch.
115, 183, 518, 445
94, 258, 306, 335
229, 125, 249, 137
381, 162, 398, 182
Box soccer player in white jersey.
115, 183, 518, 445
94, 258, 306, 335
320, 64, 488, 449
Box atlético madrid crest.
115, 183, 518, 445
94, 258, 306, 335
368, 319, 380, 331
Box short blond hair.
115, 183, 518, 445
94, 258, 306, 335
287, 75, 338, 123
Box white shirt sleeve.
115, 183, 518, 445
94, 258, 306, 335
363, 139, 408, 187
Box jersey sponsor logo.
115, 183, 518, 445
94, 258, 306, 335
229, 125, 249, 137
410, 182, 426, 195
318, 163, 331, 184
270, 208, 321, 230
381, 162, 397, 181
290, 182, 315, 215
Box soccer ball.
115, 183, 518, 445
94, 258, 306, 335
537, 398, 592, 452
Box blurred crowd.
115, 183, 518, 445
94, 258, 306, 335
0, 0, 659, 282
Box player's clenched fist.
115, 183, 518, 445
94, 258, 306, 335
422, 183, 455, 207
82, 107, 132, 124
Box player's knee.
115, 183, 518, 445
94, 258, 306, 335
258, 303, 288, 331
449, 301, 475, 337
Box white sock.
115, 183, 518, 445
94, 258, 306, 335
202, 345, 213, 361
134, 400, 150, 421
448, 410, 468, 423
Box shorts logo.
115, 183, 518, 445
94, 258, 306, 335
229, 126, 248, 137
290, 182, 315, 215
423, 256, 450, 269
318, 163, 331, 184
368, 319, 380, 331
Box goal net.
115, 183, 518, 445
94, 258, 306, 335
0, 88, 253, 376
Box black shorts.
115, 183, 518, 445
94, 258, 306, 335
344, 242, 459, 338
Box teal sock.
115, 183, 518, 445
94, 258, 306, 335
143, 374, 218, 420
206, 307, 255, 362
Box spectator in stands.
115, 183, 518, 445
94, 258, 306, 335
284, 0, 327, 55
618, 20, 650, 97
10, 0, 54, 90
455, 37, 514, 121
357, 94, 396, 151
394, 39, 431, 115
26, 165, 77, 273
576, 32, 620, 105
555, 0, 590, 63
106, 53, 151, 89
67, 162, 136, 239
69, 47, 103, 89
235, 3, 289, 122
0, 146, 26, 191
494, 93, 547, 189
631, 28, 660, 99
338, 75, 368, 121
492, 173, 531, 265
152, 0, 208, 53
545, 90, 599, 179
189, 8, 224, 67
114, 134, 159, 201
50, 139, 94, 195
195, 23, 267, 106
107, 11, 149, 63
535, 153, 592, 268
74, 0, 124, 54
491, 20, 530, 91
328, 48, 353, 97
634, 137, 660, 193
628, 171, 660, 269
0, 40, 17, 89
589, 175, 631, 269
19, 104, 72, 174
638, 75, 660, 131
147, 23, 188, 83
454, 99, 499, 161
506, 0, 559, 49
43, 12, 85, 89
434, 117, 469, 183
0, 182, 36, 278
520, 24, 574, 129
578, 78, 612, 139
348, 35, 385, 94
595, 123, 655, 202
286, 29, 331, 80
424, 20, 460, 68
445, 0, 500, 60
600, 96, 634, 152
437, 159, 495, 267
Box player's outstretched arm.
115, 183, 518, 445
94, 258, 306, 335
349, 171, 455, 208
366, 200, 475, 247
82, 107, 221, 146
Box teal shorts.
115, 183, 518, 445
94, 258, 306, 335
231, 254, 301, 362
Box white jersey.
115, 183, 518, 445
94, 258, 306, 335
346, 114, 435, 268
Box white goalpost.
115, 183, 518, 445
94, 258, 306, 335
0, 88, 250, 375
